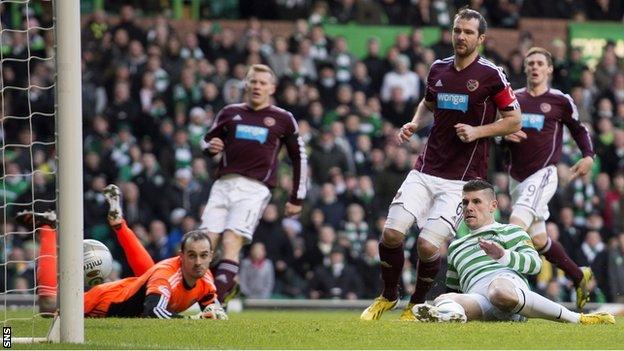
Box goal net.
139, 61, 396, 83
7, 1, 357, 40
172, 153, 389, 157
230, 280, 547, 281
1, 0, 83, 344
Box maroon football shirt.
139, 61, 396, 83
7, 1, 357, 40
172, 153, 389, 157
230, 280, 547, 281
204, 103, 307, 205
508, 88, 594, 182
414, 56, 518, 181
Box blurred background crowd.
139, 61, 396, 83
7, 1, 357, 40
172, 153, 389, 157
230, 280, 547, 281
1, 0, 624, 305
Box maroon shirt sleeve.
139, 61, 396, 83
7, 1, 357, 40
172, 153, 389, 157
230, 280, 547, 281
203, 108, 229, 156
424, 67, 435, 102
283, 113, 308, 205
561, 94, 594, 158
485, 64, 518, 111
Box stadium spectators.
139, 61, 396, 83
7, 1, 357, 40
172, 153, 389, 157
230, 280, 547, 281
239, 242, 275, 299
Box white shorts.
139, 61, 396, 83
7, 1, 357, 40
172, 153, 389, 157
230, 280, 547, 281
199, 174, 272, 243
385, 170, 464, 237
465, 271, 528, 321
510, 165, 557, 223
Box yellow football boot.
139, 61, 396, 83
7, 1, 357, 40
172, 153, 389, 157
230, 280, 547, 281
360, 296, 397, 320
580, 312, 615, 325
576, 267, 593, 311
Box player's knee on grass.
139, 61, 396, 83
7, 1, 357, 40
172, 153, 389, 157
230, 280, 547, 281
381, 228, 405, 248
487, 280, 518, 312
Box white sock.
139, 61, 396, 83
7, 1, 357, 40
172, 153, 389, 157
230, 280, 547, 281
512, 287, 580, 323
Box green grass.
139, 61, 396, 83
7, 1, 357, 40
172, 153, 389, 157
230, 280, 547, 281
4, 310, 624, 349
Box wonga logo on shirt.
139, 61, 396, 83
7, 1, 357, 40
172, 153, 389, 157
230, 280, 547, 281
437, 93, 469, 113
235, 124, 269, 143
521, 113, 545, 131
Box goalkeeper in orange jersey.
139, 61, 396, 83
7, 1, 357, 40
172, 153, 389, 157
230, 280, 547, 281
18, 184, 227, 319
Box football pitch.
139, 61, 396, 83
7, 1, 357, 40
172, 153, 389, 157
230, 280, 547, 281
6, 310, 624, 349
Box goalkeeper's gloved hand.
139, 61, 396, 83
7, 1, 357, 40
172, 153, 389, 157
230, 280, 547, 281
188, 303, 228, 320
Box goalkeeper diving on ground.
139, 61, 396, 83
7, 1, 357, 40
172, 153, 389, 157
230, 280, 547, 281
15, 184, 227, 320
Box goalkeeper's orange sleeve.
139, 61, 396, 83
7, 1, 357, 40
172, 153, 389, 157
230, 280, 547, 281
37, 225, 57, 297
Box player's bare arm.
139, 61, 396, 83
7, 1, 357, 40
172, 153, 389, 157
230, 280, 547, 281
455, 108, 521, 143
283, 129, 307, 216
207, 137, 224, 154
478, 238, 505, 260
397, 100, 435, 143
504, 129, 527, 143
501, 108, 527, 143
569, 156, 594, 180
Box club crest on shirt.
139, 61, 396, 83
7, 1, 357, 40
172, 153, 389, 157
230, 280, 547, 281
540, 102, 551, 113
263, 116, 276, 127
466, 79, 479, 92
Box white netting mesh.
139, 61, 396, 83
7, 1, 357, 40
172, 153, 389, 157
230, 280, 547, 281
0, 0, 56, 341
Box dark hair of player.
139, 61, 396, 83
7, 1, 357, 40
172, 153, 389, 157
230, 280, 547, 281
463, 179, 496, 199
454, 7, 487, 36
180, 230, 212, 252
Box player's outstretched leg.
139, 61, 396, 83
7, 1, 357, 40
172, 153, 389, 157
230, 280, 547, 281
575, 267, 593, 311
402, 236, 442, 321
489, 278, 615, 325
532, 229, 590, 311
361, 229, 403, 320
103, 184, 154, 276
16, 210, 58, 315
213, 230, 243, 306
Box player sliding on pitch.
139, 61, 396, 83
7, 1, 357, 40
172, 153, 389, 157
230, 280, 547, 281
361, 7, 522, 321
410, 180, 615, 325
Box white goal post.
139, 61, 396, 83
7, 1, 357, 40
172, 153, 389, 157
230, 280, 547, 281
1, 0, 83, 344
56, 0, 83, 344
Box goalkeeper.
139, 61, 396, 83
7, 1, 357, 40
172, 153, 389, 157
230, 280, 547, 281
18, 184, 227, 320
410, 179, 614, 325
83, 184, 227, 319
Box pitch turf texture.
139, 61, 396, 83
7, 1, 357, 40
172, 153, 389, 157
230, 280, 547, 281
5, 310, 624, 349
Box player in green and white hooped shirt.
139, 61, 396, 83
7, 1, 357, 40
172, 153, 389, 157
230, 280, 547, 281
411, 180, 614, 325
